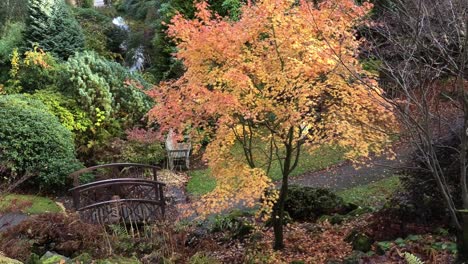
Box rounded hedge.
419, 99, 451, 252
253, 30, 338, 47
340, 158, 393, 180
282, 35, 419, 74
0, 95, 82, 190
284, 185, 348, 221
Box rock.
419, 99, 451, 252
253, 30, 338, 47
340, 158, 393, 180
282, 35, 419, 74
0, 213, 29, 232
0, 255, 23, 264
39, 251, 72, 264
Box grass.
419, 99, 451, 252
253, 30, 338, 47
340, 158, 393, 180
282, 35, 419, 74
337, 175, 401, 208
0, 194, 62, 214
187, 143, 346, 196
187, 169, 217, 196
269, 144, 345, 181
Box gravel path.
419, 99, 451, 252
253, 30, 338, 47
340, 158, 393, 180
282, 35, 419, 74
288, 144, 412, 190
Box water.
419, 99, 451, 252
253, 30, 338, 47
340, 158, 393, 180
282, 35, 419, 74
94, 0, 105, 7
111, 17, 145, 72
112, 16, 129, 31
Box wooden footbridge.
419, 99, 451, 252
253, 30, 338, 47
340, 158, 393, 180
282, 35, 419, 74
69, 163, 166, 225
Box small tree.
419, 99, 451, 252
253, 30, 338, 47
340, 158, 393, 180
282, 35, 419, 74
24, 0, 84, 59
148, 0, 396, 249
361, 0, 468, 261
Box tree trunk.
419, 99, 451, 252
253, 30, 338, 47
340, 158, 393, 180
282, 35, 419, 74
456, 211, 468, 263
272, 128, 294, 250
272, 174, 288, 250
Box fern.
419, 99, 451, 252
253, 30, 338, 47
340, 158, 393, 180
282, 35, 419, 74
404, 252, 424, 264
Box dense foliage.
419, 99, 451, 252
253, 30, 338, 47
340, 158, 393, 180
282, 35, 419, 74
0, 22, 24, 65
284, 185, 348, 221
0, 95, 82, 190
6, 46, 59, 93
29, 89, 92, 133
59, 51, 153, 156
24, 0, 85, 59
0, 0, 27, 27
73, 8, 120, 60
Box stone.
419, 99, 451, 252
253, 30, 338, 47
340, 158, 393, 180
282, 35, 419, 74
0, 255, 23, 264
39, 251, 72, 264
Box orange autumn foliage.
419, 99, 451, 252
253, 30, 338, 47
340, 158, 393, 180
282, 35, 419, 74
148, 0, 396, 216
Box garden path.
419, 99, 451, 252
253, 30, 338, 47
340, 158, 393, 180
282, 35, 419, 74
288, 143, 412, 190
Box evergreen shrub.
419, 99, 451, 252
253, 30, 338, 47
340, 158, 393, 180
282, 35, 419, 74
0, 95, 82, 190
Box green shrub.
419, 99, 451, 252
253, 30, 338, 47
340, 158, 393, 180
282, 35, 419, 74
29, 89, 92, 133
120, 141, 165, 165
0, 95, 82, 190
284, 185, 347, 221
209, 210, 254, 240
13, 48, 60, 93
59, 51, 153, 156
61, 51, 152, 124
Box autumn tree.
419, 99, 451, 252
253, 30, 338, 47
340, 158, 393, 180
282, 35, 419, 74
148, 0, 396, 249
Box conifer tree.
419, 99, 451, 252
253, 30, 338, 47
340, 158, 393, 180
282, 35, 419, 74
25, 0, 84, 59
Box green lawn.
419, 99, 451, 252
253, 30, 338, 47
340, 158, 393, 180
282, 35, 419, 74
188, 144, 346, 196
337, 176, 401, 208
187, 169, 217, 196
0, 194, 63, 214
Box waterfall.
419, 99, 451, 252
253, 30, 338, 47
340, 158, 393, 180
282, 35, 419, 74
129, 46, 145, 73
111, 17, 145, 72
94, 0, 105, 7
112, 16, 129, 31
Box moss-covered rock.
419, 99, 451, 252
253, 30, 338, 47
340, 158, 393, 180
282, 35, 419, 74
39, 251, 71, 264
0, 255, 23, 264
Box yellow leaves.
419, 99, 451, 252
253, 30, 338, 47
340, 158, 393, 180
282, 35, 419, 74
150, 0, 398, 220
24, 46, 51, 69
189, 159, 273, 218
257, 188, 279, 221
9, 49, 20, 79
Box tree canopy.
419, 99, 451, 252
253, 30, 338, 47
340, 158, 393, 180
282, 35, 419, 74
148, 0, 397, 248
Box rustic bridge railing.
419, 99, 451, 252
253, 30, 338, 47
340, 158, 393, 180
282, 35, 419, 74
69, 163, 165, 224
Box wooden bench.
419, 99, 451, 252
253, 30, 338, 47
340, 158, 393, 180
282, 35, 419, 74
69, 163, 165, 224
165, 130, 191, 170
